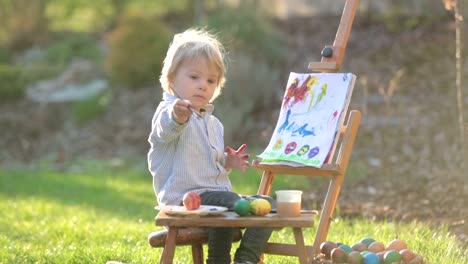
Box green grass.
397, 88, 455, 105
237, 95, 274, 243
0, 160, 466, 263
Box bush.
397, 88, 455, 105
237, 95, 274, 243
0, 64, 26, 102
105, 15, 171, 89
205, 8, 286, 66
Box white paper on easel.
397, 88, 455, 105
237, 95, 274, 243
258, 72, 356, 168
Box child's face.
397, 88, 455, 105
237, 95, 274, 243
170, 56, 219, 112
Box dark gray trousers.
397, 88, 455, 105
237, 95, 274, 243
200, 191, 275, 264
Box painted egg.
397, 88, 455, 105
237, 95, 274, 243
297, 145, 310, 156
386, 239, 407, 252
331, 247, 348, 263
351, 242, 367, 252
368, 241, 385, 253
338, 244, 353, 254
273, 139, 283, 150
384, 250, 402, 263
363, 252, 380, 264
320, 241, 337, 259
284, 142, 297, 154
348, 251, 364, 264
359, 237, 376, 247
308, 146, 320, 158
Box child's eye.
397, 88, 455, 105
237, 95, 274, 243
208, 79, 216, 84
190, 75, 198, 80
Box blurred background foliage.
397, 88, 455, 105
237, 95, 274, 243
0, 0, 292, 127
0, 0, 463, 155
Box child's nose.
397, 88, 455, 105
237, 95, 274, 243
198, 80, 208, 90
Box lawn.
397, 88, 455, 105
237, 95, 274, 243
0, 160, 466, 263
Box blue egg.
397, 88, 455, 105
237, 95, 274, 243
364, 252, 380, 264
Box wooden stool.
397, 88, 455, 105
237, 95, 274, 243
154, 212, 316, 264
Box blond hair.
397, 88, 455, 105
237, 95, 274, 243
159, 28, 226, 102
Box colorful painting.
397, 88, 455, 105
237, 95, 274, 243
258, 72, 356, 168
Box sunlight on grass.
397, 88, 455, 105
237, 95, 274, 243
0, 160, 466, 263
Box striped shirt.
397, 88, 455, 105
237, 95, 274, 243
147, 92, 231, 205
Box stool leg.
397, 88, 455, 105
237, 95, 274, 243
191, 243, 204, 264
292, 228, 308, 264
160, 227, 178, 264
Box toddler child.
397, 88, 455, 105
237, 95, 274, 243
147, 28, 273, 264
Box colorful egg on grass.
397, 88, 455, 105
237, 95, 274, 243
348, 251, 364, 264
368, 241, 386, 253
338, 244, 353, 254
386, 239, 407, 252
331, 247, 348, 263
384, 250, 402, 263
351, 242, 367, 252
359, 237, 376, 247
376, 251, 386, 262
400, 249, 416, 261
363, 252, 380, 264
320, 241, 337, 259
308, 146, 320, 158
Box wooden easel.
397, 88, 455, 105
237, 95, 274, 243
150, 1, 360, 263
254, 0, 360, 258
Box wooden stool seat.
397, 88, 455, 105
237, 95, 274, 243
148, 227, 242, 247
148, 226, 243, 264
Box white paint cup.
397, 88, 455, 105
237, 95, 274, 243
275, 190, 303, 217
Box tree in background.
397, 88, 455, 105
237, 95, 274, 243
443, 0, 465, 169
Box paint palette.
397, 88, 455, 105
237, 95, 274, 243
155, 205, 228, 216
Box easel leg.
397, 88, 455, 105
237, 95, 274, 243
312, 174, 344, 256
257, 171, 275, 195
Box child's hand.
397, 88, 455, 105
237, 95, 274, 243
172, 99, 192, 124
225, 144, 251, 173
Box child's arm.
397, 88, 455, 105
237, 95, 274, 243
224, 144, 251, 173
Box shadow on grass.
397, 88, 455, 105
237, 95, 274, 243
0, 163, 156, 221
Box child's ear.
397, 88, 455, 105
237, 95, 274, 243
167, 77, 174, 88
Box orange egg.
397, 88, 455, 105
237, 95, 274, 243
351, 242, 367, 252
386, 239, 407, 252
400, 249, 416, 261
368, 241, 386, 253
